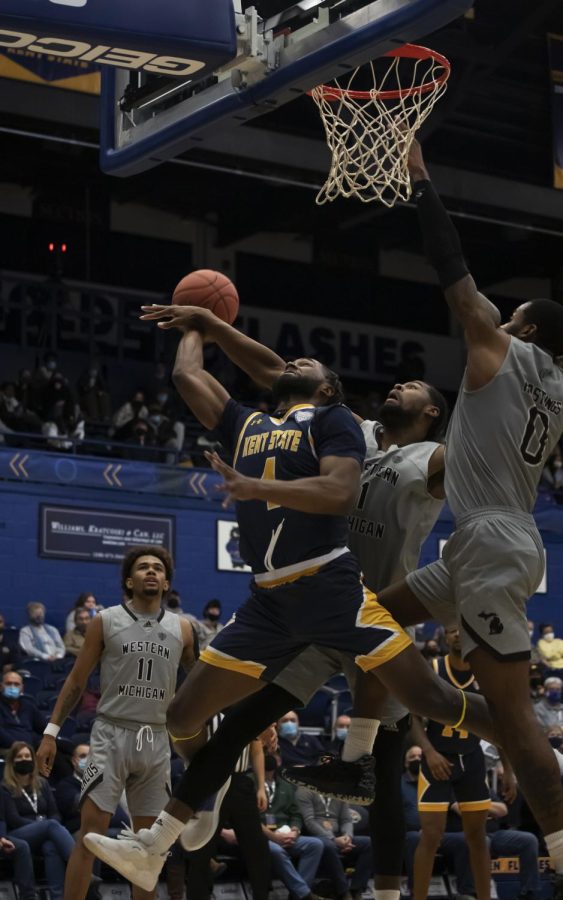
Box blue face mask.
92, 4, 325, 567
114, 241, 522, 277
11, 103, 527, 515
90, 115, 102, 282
3, 686, 20, 700
77, 758, 88, 772
546, 688, 562, 705
335, 728, 349, 741
279, 721, 298, 739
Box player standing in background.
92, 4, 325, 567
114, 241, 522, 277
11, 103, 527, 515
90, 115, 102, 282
83, 310, 500, 892
410, 626, 491, 900
36, 546, 196, 900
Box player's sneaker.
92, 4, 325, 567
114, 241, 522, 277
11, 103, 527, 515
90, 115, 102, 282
84, 829, 167, 892
282, 754, 376, 805
180, 776, 232, 851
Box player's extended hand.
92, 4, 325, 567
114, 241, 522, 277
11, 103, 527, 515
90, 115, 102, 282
425, 748, 453, 781
406, 136, 429, 183
205, 450, 259, 505
139, 304, 219, 339
36, 736, 57, 777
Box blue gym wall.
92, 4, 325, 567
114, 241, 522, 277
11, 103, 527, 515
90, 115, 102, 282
0, 480, 251, 629
1, 456, 563, 637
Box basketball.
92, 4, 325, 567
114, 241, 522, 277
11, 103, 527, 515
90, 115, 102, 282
172, 270, 240, 324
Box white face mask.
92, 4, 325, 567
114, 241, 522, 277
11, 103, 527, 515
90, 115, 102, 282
544, 632, 555, 642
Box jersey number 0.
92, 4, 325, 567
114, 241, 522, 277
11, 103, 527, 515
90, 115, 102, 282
520, 406, 549, 466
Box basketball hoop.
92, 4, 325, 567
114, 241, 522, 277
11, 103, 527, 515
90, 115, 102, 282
309, 44, 451, 207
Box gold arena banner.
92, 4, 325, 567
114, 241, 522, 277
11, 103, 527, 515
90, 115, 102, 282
0, 46, 100, 94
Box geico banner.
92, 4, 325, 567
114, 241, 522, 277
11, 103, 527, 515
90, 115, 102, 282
238, 307, 464, 390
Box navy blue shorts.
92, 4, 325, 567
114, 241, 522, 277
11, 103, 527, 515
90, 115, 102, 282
200, 553, 411, 681
418, 746, 491, 813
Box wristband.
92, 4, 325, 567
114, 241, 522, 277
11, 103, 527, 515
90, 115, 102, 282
43, 723, 60, 739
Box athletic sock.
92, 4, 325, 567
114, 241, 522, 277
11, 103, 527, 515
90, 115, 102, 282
545, 830, 563, 874
374, 890, 400, 900
341, 717, 380, 761
141, 811, 185, 853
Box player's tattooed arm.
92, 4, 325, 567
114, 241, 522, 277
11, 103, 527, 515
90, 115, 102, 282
48, 614, 104, 726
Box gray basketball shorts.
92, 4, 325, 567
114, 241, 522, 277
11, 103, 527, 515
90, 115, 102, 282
273, 642, 411, 728
80, 718, 171, 818
406, 509, 545, 662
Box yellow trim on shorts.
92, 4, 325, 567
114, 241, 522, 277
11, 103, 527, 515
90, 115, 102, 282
458, 799, 492, 813
418, 801, 450, 812
200, 646, 266, 679
258, 562, 324, 588
354, 588, 413, 671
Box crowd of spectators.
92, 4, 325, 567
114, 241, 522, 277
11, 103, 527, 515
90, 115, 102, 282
0, 353, 193, 465
0, 592, 560, 898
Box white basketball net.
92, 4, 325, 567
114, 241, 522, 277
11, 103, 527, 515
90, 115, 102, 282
310, 48, 450, 207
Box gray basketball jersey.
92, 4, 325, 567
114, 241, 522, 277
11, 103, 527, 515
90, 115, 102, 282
97, 603, 184, 728
445, 338, 563, 518
348, 420, 444, 592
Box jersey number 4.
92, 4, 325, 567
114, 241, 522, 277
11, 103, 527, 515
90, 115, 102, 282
520, 406, 549, 466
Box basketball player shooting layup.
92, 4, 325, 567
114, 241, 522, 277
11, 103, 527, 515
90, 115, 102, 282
85, 304, 499, 891
36, 546, 196, 900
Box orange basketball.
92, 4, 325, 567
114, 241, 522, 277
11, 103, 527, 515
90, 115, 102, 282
172, 269, 239, 324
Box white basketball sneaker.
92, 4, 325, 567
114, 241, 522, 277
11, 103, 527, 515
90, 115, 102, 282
84, 828, 167, 892
180, 776, 232, 851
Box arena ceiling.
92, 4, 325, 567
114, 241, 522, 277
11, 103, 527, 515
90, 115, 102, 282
0, 0, 562, 295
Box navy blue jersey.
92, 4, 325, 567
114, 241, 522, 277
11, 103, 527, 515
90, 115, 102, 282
214, 399, 366, 579
425, 656, 480, 754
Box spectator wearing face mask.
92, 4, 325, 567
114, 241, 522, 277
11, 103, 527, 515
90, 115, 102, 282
19, 603, 65, 661
324, 715, 352, 756
537, 623, 563, 673
163, 589, 184, 615
534, 677, 563, 728
0, 672, 46, 751
56, 744, 128, 837
277, 712, 325, 768
63, 609, 91, 657
190, 600, 224, 651
2, 742, 75, 900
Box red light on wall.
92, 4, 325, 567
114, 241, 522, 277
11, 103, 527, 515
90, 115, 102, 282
48, 242, 55, 252
61, 244, 67, 253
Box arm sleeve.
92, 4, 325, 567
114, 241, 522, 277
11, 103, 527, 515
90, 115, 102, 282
310, 406, 366, 465
212, 398, 257, 457
296, 789, 331, 838
412, 179, 469, 290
